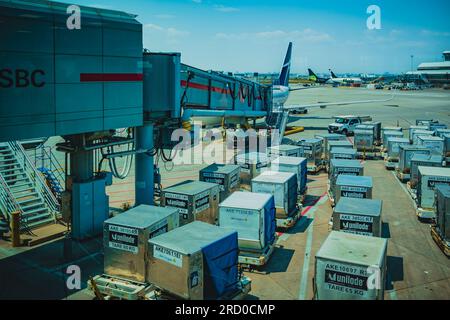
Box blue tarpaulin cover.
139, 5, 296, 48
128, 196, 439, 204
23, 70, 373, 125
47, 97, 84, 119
263, 195, 276, 246
299, 158, 308, 194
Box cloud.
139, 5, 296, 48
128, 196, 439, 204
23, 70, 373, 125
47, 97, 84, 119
214, 5, 240, 12
215, 28, 332, 43
420, 29, 450, 37
144, 23, 190, 38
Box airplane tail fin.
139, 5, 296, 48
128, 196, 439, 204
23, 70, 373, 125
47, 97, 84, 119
278, 42, 292, 87
329, 69, 337, 79
308, 68, 318, 81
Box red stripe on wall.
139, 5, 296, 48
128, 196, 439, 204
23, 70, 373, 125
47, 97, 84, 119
80, 73, 143, 82
181, 80, 232, 95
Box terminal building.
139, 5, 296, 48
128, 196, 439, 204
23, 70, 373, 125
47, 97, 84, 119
407, 51, 450, 86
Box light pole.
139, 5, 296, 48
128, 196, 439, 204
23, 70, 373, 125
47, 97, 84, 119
410, 55, 414, 72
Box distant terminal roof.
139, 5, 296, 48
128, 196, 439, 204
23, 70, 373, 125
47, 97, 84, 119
417, 61, 450, 71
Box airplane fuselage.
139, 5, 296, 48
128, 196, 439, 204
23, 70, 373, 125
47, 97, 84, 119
272, 85, 290, 105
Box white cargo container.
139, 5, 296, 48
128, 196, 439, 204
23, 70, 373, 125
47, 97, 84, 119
235, 152, 270, 188
412, 130, 434, 145
398, 145, 432, 173
409, 126, 428, 142
219, 192, 275, 251
315, 133, 346, 159
332, 198, 383, 237
417, 167, 450, 214
381, 126, 403, 144
335, 175, 373, 203
382, 131, 403, 148
435, 184, 450, 242
329, 160, 364, 198
252, 171, 298, 218
354, 129, 374, 151
103, 205, 180, 282
410, 154, 444, 188
299, 138, 323, 166
363, 121, 382, 144
327, 140, 353, 161
271, 156, 308, 194
199, 164, 240, 201
330, 147, 357, 160
417, 135, 445, 156
386, 137, 410, 160
268, 144, 303, 158
314, 231, 387, 300
435, 129, 450, 138
445, 134, 450, 157
161, 181, 220, 226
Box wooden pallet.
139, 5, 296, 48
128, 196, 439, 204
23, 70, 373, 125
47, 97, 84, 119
307, 163, 325, 175
396, 170, 410, 183
146, 276, 252, 300
430, 226, 450, 257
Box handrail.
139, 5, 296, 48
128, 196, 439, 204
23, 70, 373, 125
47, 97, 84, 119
8, 141, 59, 212
0, 173, 22, 221
35, 145, 65, 186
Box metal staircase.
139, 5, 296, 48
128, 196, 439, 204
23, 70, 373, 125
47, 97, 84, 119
0, 141, 60, 230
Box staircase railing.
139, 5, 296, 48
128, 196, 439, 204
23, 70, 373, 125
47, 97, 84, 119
32, 145, 65, 187
0, 173, 22, 222
8, 141, 60, 213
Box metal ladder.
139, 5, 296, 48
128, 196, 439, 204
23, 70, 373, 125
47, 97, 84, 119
0, 142, 60, 230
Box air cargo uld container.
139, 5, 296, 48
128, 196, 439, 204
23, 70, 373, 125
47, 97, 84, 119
416, 119, 436, 128
381, 126, 403, 143
0, 0, 144, 141
445, 134, 450, 158
147, 221, 239, 300
268, 145, 303, 158
219, 192, 275, 251
299, 138, 323, 166
271, 156, 308, 194
199, 164, 240, 202
410, 154, 444, 189
362, 121, 382, 144
330, 147, 357, 160
329, 159, 364, 198
382, 131, 403, 149
435, 184, 450, 242
412, 130, 434, 145
252, 171, 298, 218
314, 231, 387, 300
386, 137, 410, 161
315, 134, 347, 160
235, 152, 270, 189
417, 167, 450, 213
354, 128, 374, 151
435, 129, 450, 138
398, 145, 432, 173
409, 126, 429, 142
103, 205, 179, 282
332, 198, 383, 237
161, 181, 220, 226
417, 135, 445, 156
430, 123, 447, 132
335, 175, 373, 203
327, 140, 353, 160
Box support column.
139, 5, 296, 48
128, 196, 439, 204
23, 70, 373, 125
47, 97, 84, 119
135, 124, 154, 206
70, 149, 94, 183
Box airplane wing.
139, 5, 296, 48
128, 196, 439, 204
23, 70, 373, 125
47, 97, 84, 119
283, 95, 395, 111
288, 86, 317, 92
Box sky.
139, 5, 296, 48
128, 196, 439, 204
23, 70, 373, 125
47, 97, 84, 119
75, 0, 450, 75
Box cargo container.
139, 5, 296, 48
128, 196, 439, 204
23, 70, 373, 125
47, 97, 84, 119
354, 129, 374, 151
409, 126, 429, 142
416, 120, 436, 128
362, 121, 382, 144
235, 152, 270, 188
398, 145, 432, 173
435, 129, 450, 138
199, 164, 240, 202
417, 167, 450, 215
332, 198, 383, 237
386, 137, 410, 161
335, 175, 373, 203
417, 135, 445, 156
330, 147, 357, 160
315, 134, 346, 159
103, 205, 180, 282
445, 134, 450, 157
147, 221, 239, 300
435, 184, 450, 242
327, 140, 353, 160
430, 123, 448, 132
271, 156, 308, 194
329, 160, 364, 199
410, 154, 444, 188
382, 131, 403, 148
251, 171, 298, 218
299, 138, 323, 166
219, 192, 275, 251
381, 126, 403, 144
268, 145, 303, 158
161, 181, 220, 226
314, 231, 387, 300
411, 130, 434, 145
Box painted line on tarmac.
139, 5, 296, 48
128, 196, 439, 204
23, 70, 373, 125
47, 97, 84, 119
298, 193, 328, 300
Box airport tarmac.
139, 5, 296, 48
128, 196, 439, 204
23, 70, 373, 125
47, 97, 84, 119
0, 87, 449, 300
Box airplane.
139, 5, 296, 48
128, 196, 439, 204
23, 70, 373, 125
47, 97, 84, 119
327, 69, 363, 85
308, 68, 330, 84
